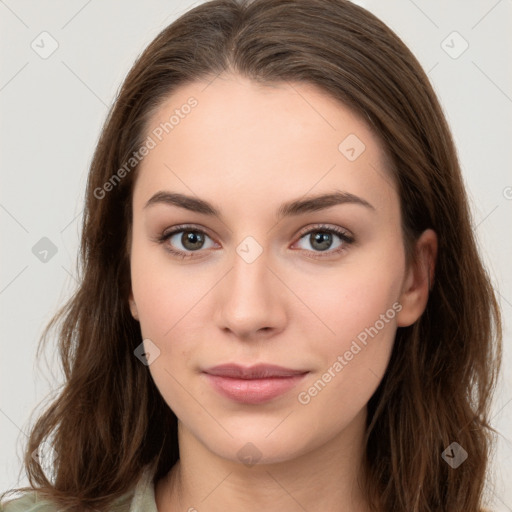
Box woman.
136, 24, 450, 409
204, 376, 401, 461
0, 0, 502, 511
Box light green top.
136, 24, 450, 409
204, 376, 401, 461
0, 466, 158, 512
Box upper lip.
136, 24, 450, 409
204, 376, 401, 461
203, 364, 309, 379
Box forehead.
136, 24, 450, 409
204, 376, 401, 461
134, 73, 398, 219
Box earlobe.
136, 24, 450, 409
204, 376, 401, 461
129, 292, 139, 321
396, 229, 438, 327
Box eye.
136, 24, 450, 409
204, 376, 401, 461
157, 225, 217, 259
155, 223, 354, 260
293, 224, 354, 258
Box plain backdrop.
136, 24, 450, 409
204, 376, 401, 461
1, 0, 511, 509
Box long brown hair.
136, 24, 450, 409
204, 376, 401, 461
1, 1, 502, 510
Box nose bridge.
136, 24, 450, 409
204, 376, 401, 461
215, 233, 285, 335
230, 234, 273, 303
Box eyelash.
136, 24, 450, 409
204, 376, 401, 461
156, 224, 355, 260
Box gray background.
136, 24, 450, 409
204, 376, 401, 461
1, 0, 511, 509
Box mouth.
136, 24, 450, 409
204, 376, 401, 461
202, 363, 310, 404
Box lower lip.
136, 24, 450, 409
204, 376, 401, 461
204, 373, 308, 404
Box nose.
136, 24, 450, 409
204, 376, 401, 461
214, 243, 287, 340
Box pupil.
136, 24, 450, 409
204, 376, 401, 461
183, 231, 204, 250
312, 232, 331, 251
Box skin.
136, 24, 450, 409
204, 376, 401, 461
128, 72, 437, 512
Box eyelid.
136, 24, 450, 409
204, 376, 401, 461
160, 223, 216, 241
294, 223, 353, 241
156, 223, 354, 258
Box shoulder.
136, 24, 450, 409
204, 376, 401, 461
1, 464, 158, 512
0, 493, 56, 512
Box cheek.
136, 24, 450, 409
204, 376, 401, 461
294, 281, 399, 435
129, 234, 214, 340
292, 251, 403, 410
296, 334, 393, 446
292, 252, 404, 345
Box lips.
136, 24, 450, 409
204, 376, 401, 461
202, 364, 309, 404
204, 363, 308, 379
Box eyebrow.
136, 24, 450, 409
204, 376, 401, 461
144, 190, 375, 218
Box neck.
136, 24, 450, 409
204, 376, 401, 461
155, 408, 371, 512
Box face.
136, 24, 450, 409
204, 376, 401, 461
128, 73, 432, 465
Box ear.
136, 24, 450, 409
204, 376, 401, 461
396, 229, 438, 327
129, 290, 139, 321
